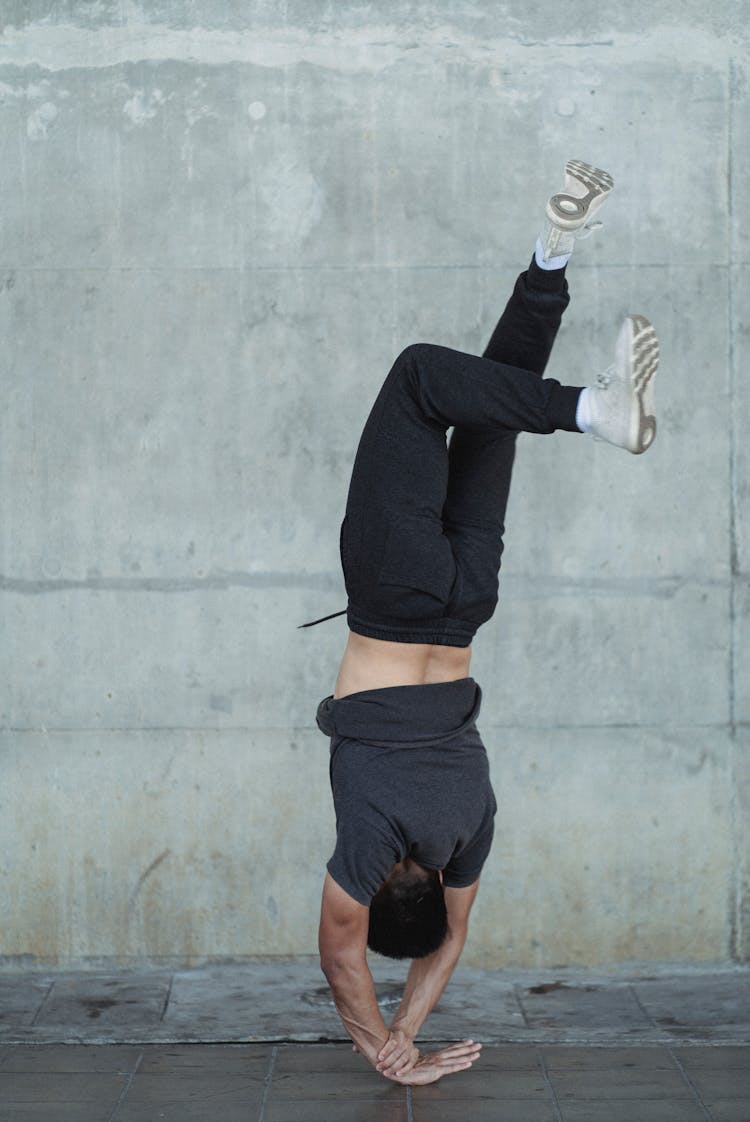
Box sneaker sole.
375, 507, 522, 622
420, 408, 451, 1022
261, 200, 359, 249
547, 160, 615, 229
628, 314, 659, 454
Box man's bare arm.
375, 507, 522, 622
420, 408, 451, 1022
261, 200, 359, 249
389, 881, 480, 1039
318, 873, 391, 1068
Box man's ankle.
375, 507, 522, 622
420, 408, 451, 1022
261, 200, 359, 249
527, 253, 568, 292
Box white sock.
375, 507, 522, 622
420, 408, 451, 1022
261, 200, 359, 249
575, 387, 592, 433
535, 236, 571, 271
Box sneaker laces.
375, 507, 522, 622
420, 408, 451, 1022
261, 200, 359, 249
574, 220, 604, 241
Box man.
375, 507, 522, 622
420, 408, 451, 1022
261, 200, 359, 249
303, 161, 659, 1084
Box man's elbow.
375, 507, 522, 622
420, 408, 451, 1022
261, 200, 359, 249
319, 949, 363, 985
319, 955, 341, 984
443, 919, 469, 956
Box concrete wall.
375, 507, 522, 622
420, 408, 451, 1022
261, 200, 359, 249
0, 2, 747, 968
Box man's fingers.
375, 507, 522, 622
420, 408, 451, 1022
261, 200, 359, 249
433, 1040, 481, 1060
433, 1050, 480, 1068
377, 1049, 403, 1072
378, 1045, 412, 1075
433, 1057, 476, 1077
385, 1049, 418, 1077
428, 1042, 482, 1068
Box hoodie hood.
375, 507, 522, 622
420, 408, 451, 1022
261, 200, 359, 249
316, 677, 482, 747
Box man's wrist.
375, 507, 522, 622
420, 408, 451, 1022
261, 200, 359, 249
390, 1016, 418, 1039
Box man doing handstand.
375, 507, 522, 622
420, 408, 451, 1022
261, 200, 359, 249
305, 161, 659, 1085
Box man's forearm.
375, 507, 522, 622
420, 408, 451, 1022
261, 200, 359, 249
324, 959, 391, 1067
390, 924, 467, 1038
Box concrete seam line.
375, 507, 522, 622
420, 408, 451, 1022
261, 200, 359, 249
727, 56, 742, 965
0, 573, 729, 596
158, 975, 174, 1023
668, 1049, 717, 1122
512, 982, 532, 1029
106, 1049, 143, 1122
28, 980, 56, 1028
537, 1048, 564, 1122
256, 1044, 278, 1122
628, 983, 659, 1029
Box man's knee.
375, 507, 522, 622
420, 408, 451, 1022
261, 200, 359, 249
396, 342, 441, 369
390, 343, 445, 395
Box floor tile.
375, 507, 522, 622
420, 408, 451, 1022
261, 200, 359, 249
0, 976, 54, 1030
264, 1093, 408, 1122
542, 1045, 676, 1071
273, 1043, 373, 1073
163, 962, 367, 1041
4, 965, 750, 1045
517, 982, 649, 1032
407, 1068, 548, 1100
0, 1107, 118, 1121
271, 1070, 409, 1100
114, 1098, 270, 1122
558, 1101, 707, 1122
542, 1044, 688, 1100
0, 1044, 141, 1072
410, 969, 527, 1041
704, 1103, 750, 1122
0, 1070, 127, 1103
634, 976, 750, 1033
677, 1045, 750, 1070
550, 1067, 692, 1100
411, 1097, 557, 1122
33, 974, 171, 1034
136, 1042, 274, 1073
684, 1069, 750, 1099
122, 1071, 266, 1103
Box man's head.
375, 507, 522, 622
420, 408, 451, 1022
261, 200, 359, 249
367, 859, 448, 959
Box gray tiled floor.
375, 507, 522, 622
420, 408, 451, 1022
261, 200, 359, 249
0, 965, 748, 1120
1, 1043, 749, 1121
3, 962, 750, 1045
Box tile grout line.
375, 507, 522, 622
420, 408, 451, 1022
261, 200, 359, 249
29, 980, 56, 1027
106, 1049, 143, 1122
256, 1044, 278, 1122
159, 974, 174, 1022
512, 982, 532, 1029
628, 983, 660, 1030
668, 1049, 717, 1122
536, 1048, 564, 1122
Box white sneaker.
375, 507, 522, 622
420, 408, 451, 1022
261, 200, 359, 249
588, 315, 659, 454
541, 159, 614, 260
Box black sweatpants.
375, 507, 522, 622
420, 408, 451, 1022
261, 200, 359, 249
337, 259, 583, 648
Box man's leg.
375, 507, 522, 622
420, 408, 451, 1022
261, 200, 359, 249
442, 256, 571, 626
340, 160, 657, 632
340, 308, 581, 627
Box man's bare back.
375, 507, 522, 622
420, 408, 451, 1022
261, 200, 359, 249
333, 631, 472, 699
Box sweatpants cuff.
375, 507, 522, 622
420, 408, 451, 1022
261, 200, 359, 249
527, 255, 568, 293
548, 384, 583, 432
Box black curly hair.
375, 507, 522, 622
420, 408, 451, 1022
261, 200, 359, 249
367, 868, 448, 959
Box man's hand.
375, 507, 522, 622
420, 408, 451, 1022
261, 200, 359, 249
386, 1040, 482, 1085
374, 1028, 420, 1078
